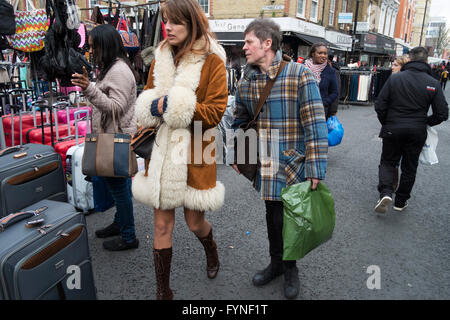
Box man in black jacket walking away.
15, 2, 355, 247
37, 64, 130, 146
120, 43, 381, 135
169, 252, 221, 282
374, 47, 448, 213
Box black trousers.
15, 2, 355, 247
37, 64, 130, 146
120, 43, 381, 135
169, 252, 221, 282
378, 127, 427, 202
265, 201, 296, 268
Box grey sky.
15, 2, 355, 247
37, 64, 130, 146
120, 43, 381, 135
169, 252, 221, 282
429, 0, 450, 21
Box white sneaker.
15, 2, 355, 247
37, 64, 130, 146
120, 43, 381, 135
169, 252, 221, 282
375, 196, 392, 213
393, 201, 408, 212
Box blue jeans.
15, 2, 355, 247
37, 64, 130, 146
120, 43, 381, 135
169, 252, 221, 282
102, 177, 136, 242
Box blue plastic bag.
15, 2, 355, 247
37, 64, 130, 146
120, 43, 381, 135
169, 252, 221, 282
327, 116, 344, 147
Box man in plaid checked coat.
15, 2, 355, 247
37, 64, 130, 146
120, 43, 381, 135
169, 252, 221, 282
232, 19, 328, 299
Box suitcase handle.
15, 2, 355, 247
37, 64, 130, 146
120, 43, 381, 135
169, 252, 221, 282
0, 146, 22, 157
0, 211, 35, 232
74, 110, 90, 145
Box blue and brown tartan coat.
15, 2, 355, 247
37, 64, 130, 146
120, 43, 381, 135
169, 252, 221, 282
232, 51, 328, 201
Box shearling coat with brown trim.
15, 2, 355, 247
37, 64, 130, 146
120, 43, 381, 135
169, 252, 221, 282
132, 38, 228, 211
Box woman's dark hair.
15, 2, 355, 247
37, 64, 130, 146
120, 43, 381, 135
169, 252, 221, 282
308, 42, 328, 59
89, 24, 138, 81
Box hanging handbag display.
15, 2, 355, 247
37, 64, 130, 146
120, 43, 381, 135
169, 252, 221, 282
82, 108, 138, 178
65, 0, 80, 30
117, 13, 140, 52
7, 0, 49, 52
0, 0, 16, 35
234, 60, 287, 182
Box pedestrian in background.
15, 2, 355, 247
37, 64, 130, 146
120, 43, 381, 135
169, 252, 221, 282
71, 24, 139, 251
390, 54, 410, 191
374, 47, 448, 213
305, 43, 338, 120
132, 0, 227, 300
392, 55, 409, 74
232, 19, 328, 299
328, 54, 341, 120
440, 68, 448, 90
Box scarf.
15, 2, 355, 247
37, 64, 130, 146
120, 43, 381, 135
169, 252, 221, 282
305, 58, 327, 84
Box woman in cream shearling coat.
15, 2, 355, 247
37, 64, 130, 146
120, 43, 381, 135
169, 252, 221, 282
132, 0, 228, 300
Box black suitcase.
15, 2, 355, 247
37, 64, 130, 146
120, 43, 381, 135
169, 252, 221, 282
0, 144, 67, 218
0, 199, 97, 300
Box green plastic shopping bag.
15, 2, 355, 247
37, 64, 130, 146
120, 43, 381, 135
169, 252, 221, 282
281, 181, 335, 261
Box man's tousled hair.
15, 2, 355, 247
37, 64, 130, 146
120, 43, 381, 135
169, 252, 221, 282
244, 18, 282, 52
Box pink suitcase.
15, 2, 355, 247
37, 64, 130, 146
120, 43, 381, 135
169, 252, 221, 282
57, 106, 91, 124
69, 119, 88, 137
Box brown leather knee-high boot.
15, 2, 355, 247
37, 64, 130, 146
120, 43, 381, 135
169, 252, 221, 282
196, 228, 220, 279
153, 247, 173, 300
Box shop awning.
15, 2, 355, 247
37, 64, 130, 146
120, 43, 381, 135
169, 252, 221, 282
292, 32, 333, 47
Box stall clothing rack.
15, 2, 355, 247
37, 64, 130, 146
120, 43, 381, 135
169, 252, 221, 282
339, 69, 376, 106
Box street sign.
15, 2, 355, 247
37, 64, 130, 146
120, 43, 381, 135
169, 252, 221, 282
338, 13, 353, 24
262, 5, 285, 10
353, 22, 370, 32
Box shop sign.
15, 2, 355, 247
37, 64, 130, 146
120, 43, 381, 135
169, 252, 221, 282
209, 19, 251, 33
210, 18, 325, 39
358, 33, 396, 54
338, 13, 353, 24
325, 30, 352, 49
353, 22, 370, 32
273, 17, 325, 38
364, 33, 378, 52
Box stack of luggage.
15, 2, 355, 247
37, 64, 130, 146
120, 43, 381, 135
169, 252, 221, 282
0, 85, 97, 300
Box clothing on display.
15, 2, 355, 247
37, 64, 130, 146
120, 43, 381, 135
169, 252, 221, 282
339, 68, 392, 104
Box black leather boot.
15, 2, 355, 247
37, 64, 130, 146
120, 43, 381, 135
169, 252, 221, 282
283, 264, 300, 299
252, 258, 284, 286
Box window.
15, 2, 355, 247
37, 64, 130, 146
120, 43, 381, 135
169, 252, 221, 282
329, 0, 336, 26
297, 0, 306, 18
367, 2, 371, 23
197, 0, 209, 16
408, 9, 410, 20
342, 0, 347, 12
310, 0, 319, 22
378, 5, 386, 34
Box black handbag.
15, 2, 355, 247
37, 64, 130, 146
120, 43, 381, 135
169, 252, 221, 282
0, 0, 15, 36
130, 125, 159, 159
234, 60, 287, 182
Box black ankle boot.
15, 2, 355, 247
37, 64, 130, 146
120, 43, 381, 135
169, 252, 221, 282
252, 259, 284, 287
283, 265, 299, 299
95, 222, 120, 238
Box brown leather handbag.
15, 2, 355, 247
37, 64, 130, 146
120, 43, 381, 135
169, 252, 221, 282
82, 108, 138, 178
234, 60, 288, 182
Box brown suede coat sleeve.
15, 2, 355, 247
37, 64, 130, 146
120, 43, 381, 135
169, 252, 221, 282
144, 53, 228, 191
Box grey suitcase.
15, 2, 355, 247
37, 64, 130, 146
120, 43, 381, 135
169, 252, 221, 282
0, 144, 67, 218
0, 199, 97, 300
